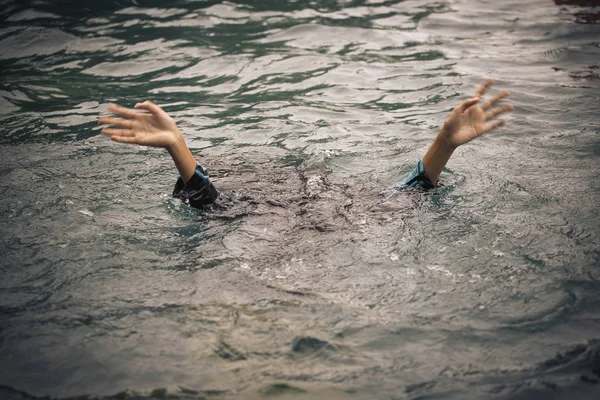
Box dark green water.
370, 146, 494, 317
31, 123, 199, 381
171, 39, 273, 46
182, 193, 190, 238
0, 0, 599, 399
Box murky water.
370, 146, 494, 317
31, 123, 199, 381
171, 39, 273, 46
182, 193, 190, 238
1, 0, 599, 399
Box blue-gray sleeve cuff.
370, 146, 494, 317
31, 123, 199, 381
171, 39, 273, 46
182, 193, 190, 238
172, 164, 219, 209
395, 159, 434, 190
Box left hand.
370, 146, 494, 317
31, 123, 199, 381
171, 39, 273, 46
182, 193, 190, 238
98, 101, 184, 150
441, 79, 514, 149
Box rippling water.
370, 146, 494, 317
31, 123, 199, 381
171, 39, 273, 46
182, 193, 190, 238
1, 0, 599, 399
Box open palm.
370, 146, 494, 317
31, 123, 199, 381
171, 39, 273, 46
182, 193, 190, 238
98, 101, 182, 149
443, 79, 514, 148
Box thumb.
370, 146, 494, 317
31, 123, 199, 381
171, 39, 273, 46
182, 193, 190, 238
134, 100, 163, 115
459, 96, 480, 112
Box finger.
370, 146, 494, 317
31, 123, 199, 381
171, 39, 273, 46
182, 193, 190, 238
485, 104, 514, 121
108, 103, 137, 119
98, 116, 133, 129
482, 119, 507, 134
135, 100, 163, 115
101, 128, 133, 137
474, 78, 494, 98
459, 96, 480, 112
481, 90, 510, 111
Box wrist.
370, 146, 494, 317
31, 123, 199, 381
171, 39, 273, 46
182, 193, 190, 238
438, 128, 459, 151
166, 131, 187, 154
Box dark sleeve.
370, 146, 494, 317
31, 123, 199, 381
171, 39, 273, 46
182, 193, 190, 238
172, 164, 219, 209
394, 159, 435, 190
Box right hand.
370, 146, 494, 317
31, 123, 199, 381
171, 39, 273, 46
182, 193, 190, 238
441, 79, 513, 149
98, 101, 183, 149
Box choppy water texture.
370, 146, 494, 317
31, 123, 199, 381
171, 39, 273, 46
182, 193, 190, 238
1, 0, 599, 399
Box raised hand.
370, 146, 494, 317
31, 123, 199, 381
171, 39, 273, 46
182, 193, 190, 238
98, 101, 198, 183
421, 79, 515, 183
98, 101, 183, 149
441, 78, 514, 149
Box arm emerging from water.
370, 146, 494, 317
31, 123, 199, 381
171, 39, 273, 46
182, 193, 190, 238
98, 101, 218, 208
97, 79, 513, 209
401, 79, 514, 188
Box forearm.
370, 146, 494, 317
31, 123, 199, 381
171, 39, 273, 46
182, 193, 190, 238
167, 136, 197, 184
170, 140, 219, 208
422, 128, 456, 184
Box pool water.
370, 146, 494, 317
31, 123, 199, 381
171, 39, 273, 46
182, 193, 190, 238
0, 0, 599, 399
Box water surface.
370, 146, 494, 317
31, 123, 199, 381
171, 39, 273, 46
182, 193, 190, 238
0, 0, 599, 399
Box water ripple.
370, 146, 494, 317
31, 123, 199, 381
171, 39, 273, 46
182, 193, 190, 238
0, 0, 599, 399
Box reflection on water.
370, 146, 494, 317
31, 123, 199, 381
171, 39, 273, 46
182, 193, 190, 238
0, 0, 599, 399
